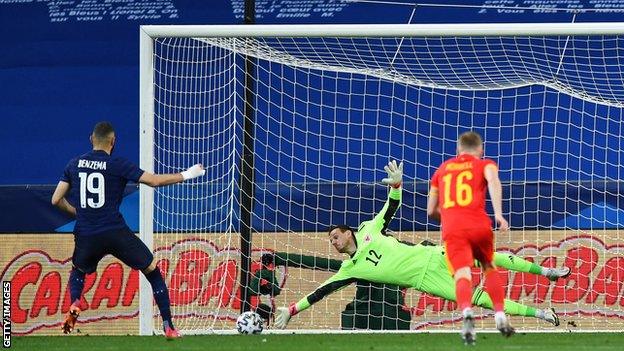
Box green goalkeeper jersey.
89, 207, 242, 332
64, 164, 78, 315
293, 187, 435, 313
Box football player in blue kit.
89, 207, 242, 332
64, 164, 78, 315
51, 121, 205, 339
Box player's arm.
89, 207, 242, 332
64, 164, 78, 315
426, 169, 441, 222
139, 164, 206, 187
370, 160, 403, 235
483, 163, 509, 231
274, 269, 356, 329
426, 186, 440, 222
51, 181, 76, 217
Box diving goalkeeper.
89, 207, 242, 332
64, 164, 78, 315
274, 160, 567, 329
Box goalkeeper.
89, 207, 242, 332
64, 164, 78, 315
274, 160, 568, 329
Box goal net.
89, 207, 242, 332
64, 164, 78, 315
139, 24, 624, 334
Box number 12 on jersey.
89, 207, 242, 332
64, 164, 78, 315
441, 170, 474, 209
366, 249, 382, 266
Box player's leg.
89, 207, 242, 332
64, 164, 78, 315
142, 260, 181, 339
473, 232, 514, 338
111, 229, 180, 339
472, 288, 560, 326
444, 234, 477, 345
63, 235, 106, 334
481, 262, 515, 337
487, 253, 571, 281
420, 255, 560, 327
444, 237, 474, 312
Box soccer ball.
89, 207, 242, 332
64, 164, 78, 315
236, 311, 264, 334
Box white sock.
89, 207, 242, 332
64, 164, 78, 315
535, 309, 545, 320
494, 311, 507, 325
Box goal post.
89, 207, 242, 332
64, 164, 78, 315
140, 23, 624, 37
138, 28, 155, 336
139, 23, 624, 335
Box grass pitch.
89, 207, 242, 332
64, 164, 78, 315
11, 332, 623, 351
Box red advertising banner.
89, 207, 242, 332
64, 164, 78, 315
1, 231, 622, 334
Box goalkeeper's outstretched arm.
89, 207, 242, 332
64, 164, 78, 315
274, 268, 356, 328
364, 160, 403, 235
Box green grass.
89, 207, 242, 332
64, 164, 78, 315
10, 333, 623, 351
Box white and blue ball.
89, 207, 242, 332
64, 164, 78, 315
236, 311, 264, 334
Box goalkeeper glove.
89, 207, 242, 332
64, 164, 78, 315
381, 160, 403, 188
181, 164, 206, 180
274, 305, 298, 329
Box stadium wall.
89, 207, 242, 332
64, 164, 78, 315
3, 183, 623, 233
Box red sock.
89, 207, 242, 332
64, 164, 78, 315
483, 269, 505, 312
455, 277, 473, 311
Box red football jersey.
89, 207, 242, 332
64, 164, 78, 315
430, 153, 496, 236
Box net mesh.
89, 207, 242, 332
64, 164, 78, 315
147, 33, 624, 333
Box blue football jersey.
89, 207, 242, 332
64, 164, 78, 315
61, 150, 144, 236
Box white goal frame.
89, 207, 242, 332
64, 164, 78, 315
138, 22, 624, 336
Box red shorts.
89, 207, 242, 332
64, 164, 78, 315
443, 227, 494, 274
